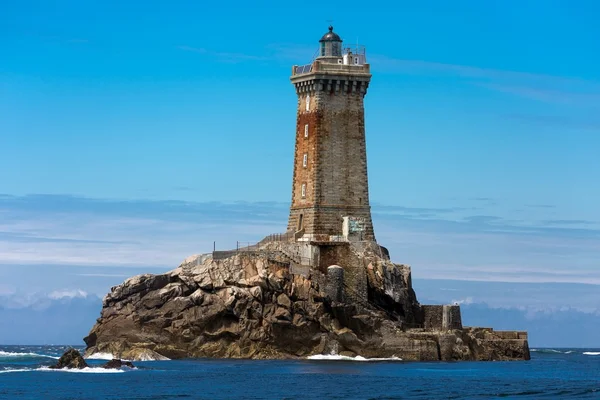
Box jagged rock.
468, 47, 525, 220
101, 359, 135, 369
84, 241, 529, 362
51, 349, 88, 369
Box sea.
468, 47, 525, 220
0, 346, 598, 399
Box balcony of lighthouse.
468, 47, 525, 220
292, 45, 370, 77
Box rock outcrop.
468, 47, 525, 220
51, 349, 88, 369
84, 241, 530, 362
101, 359, 135, 369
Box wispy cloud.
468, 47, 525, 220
451, 296, 474, 305
478, 83, 600, 106
177, 44, 266, 63
176, 45, 207, 54
0, 194, 598, 287
48, 289, 88, 300
176, 42, 315, 64
525, 204, 556, 209
370, 55, 598, 87
369, 55, 600, 106
0, 194, 286, 268
505, 113, 600, 131
76, 273, 130, 278
542, 219, 596, 226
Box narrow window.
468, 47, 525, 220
303, 153, 308, 167
301, 183, 306, 198
305, 94, 310, 111
297, 213, 304, 230
304, 124, 309, 137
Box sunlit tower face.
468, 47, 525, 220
288, 27, 375, 241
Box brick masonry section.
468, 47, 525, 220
287, 67, 375, 241
422, 305, 463, 331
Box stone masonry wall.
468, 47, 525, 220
422, 305, 463, 331
287, 74, 374, 240
318, 243, 368, 306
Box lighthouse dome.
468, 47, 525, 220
319, 26, 342, 42
318, 26, 343, 58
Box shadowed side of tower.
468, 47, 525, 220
287, 26, 375, 242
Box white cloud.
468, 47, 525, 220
48, 289, 88, 300
451, 297, 474, 305
1, 195, 599, 288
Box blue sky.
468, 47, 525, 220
1, 1, 599, 344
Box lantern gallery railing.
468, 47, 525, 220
294, 64, 313, 75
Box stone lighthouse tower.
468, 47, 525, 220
287, 26, 375, 242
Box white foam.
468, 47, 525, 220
0, 368, 32, 374
531, 349, 573, 354
1, 366, 125, 374
85, 351, 169, 361
85, 352, 115, 360
38, 367, 125, 373
136, 353, 170, 361
0, 351, 59, 359
307, 354, 402, 362
583, 352, 600, 356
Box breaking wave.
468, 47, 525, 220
531, 349, 600, 356
0, 366, 126, 374
85, 351, 169, 361
531, 349, 574, 354
307, 354, 402, 362
0, 351, 59, 360
85, 352, 115, 360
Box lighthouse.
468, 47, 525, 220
287, 26, 375, 242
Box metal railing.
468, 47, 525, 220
343, 45, 366, 56
257, 232, 294, 246
212, 232, 295, 260
294, 64, 313, 75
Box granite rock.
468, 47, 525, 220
84, 242, 529, 362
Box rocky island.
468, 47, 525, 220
84, 240, 529, 361
84, 26, 530, 362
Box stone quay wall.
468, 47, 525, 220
422, 305, 463, 331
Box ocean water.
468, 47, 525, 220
0, 346, 599, 399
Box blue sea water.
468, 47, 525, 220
0, 346, 599, 399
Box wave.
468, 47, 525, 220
531, 349, 574, 354
0, 366, 126, 374
39, 366, 127, 373
0, 368, 31, 374
85, 352, 169, 361
85, 352, 115, 360
136, 353, 170, 361
583, 352, 600, 356
0, 350, 59, 360
307, 354, 402, 362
